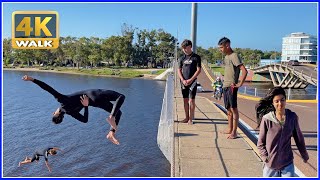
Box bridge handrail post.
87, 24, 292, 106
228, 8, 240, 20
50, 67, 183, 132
288, 88, 291, 100
255, 88, 257, 96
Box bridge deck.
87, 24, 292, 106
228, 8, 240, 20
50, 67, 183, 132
173, 82, 263, 177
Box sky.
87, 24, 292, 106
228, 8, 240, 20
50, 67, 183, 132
2, 2, 318, 51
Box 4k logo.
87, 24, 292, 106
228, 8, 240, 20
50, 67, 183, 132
12, 11, 59, 49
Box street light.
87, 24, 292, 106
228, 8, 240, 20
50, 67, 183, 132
174, 38, 178, 62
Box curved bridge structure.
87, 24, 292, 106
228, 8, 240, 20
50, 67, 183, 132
252, 63, 317, 89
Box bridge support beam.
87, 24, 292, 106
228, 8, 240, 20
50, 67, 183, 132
269, 71, 309, 89
254, 64, 317, 89
269, 71, 278, 87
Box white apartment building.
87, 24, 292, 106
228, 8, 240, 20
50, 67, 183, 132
281, 32, 317, 63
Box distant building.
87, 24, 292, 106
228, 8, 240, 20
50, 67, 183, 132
281, 32, 317, 64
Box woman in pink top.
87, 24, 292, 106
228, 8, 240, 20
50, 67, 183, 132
256, 87, 309, 177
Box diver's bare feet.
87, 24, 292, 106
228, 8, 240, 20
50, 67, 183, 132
188, 120, 194, 125
107, 116, 117, 131
106, 131, 120, 145
227, 133, 238, 139
181, 118, 189, 123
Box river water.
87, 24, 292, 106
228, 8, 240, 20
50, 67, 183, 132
3, 70, 170, 177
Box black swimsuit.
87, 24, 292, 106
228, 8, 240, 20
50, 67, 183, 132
32, 79, 125, 128
31, 148, 53, 162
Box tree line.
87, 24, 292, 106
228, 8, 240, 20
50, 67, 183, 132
3, 23, 280, 69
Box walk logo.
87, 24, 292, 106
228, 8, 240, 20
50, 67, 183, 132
12, 11, 59, 49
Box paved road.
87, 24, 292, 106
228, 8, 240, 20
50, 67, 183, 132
196, 64, 318, 177
289, 64, 318, 79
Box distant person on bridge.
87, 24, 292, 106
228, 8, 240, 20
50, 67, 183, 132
218, 37, 248, 139
22, 75, 125, 145
212, 77, 223, 100
178, 39, 202, 125
211, 76, 223, 94
18, 147, 61, 172
256, 87, 309, 177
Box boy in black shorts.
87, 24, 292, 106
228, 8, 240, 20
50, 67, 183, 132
218, 37, 247, 139
177, 39, 201, 125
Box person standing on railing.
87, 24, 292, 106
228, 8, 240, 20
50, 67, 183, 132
256, 87, 309, 177
177, 39, 201, 125
218, 37, 248, 139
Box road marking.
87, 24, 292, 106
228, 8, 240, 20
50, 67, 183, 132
286, 103, 310, 108
201, 64, 214, 82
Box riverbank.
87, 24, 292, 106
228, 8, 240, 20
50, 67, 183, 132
3, 67, 166, 80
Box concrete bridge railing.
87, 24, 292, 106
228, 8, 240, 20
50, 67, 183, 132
252, 63, 317, 88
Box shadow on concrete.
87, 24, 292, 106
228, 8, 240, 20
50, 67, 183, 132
302, 133, 318, 138
194, 118, 226, 121
302, 131, 318, 134
213, 123, 230, 177
198, 90, 214, 93
174, 132, 198, 137
194, 121, 228, 125
292, 145, 317, 151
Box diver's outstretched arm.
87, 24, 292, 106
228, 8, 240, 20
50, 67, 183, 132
45, 161, 52, 172
22, 75, 63, 99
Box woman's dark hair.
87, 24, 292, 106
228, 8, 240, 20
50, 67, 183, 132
52, 112, 65, 124
255, 87, 286, 128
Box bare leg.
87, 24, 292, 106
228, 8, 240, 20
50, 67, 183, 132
182, 98, 190, 123
228, 107, 239, 139
221, 109, 233, 134
106, 131, 120, 145
189, 98, 196, 125
18, 157, 32, 167
107, 115, 117, 131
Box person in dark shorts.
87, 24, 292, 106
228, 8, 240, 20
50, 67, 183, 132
18, 147, 61, 172
177, 39, 201, 125
218, 37, 247, 139
22, 75, 125, 145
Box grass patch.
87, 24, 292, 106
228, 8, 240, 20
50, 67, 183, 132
152, 69, 166, 75
70, 68, 114, 76
30, 66, 168, 78
209, 65, 224, 75
119, 69, 146, 77
59, 67, 147, 78
39, 67, 54, 70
